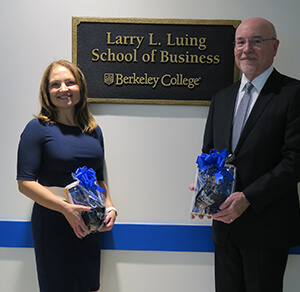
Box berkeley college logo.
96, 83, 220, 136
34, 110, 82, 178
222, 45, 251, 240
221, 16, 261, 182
104, 73, 114, 85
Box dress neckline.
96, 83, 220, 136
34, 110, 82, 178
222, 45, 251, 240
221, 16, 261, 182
55, 121, 79, 128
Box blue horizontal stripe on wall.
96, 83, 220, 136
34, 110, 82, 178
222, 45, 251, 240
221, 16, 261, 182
0, 221, 300, 254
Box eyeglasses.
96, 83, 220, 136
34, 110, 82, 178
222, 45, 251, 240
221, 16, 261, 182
233, 38, 277, 49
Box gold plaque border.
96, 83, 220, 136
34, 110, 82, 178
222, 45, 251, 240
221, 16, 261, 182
72, 17, 241, 106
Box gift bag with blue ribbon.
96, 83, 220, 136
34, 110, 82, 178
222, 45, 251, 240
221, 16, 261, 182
191, 149, 236, 217
64, 166, 106, 231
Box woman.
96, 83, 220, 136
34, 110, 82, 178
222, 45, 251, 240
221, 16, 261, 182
17, 60, 117, 292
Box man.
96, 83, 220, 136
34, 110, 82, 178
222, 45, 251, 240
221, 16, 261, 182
198, 17, 300, 292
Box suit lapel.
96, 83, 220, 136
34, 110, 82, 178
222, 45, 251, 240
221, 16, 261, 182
226, 82, 240, 152
234, 70, 280, 153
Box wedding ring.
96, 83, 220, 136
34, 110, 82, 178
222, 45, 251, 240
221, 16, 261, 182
230, 219, 234, 223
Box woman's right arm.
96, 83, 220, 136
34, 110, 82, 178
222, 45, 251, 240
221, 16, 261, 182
18, 180, 69, 212
18, 180, 91, 238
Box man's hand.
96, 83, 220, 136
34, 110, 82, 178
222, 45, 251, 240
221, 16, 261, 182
212, 192, 250, 224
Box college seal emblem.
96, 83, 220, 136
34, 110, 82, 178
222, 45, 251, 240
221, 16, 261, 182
104, 73, 114, 85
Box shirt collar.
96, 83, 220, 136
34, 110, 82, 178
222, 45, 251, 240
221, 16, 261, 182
240, 66, 274, 93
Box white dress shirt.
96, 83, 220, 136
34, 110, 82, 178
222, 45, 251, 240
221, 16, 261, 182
234, 66, 274, 121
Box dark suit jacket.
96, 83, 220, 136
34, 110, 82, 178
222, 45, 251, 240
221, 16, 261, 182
203, 69, 300, 249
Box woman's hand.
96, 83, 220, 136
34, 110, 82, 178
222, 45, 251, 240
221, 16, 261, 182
100, 209, 117, 232
96, 180, 117, 232
62, 203, 92, 239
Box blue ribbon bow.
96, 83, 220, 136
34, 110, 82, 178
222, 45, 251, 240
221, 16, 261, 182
196, 149, 234, 182
73, 167, 106, 201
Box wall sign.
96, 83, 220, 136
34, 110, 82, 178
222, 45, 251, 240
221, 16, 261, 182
72, 17, 240, 105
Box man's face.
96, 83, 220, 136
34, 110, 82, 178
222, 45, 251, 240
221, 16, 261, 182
234, 18, 279, 81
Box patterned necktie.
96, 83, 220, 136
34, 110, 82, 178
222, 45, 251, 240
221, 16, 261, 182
232, 82, 254, 151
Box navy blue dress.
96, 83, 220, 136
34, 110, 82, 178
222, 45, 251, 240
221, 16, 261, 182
17, 119, 105, 292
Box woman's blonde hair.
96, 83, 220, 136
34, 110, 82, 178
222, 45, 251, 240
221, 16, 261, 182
37, 60, 97, 132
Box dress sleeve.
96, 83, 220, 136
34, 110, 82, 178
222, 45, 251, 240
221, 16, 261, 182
94, 125, 105, 181
17, 119, 45, 181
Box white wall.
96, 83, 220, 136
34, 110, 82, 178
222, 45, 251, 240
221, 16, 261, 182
1, 0, 300, 291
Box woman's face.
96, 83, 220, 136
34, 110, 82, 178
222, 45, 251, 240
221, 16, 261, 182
48, 65, 81, 110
